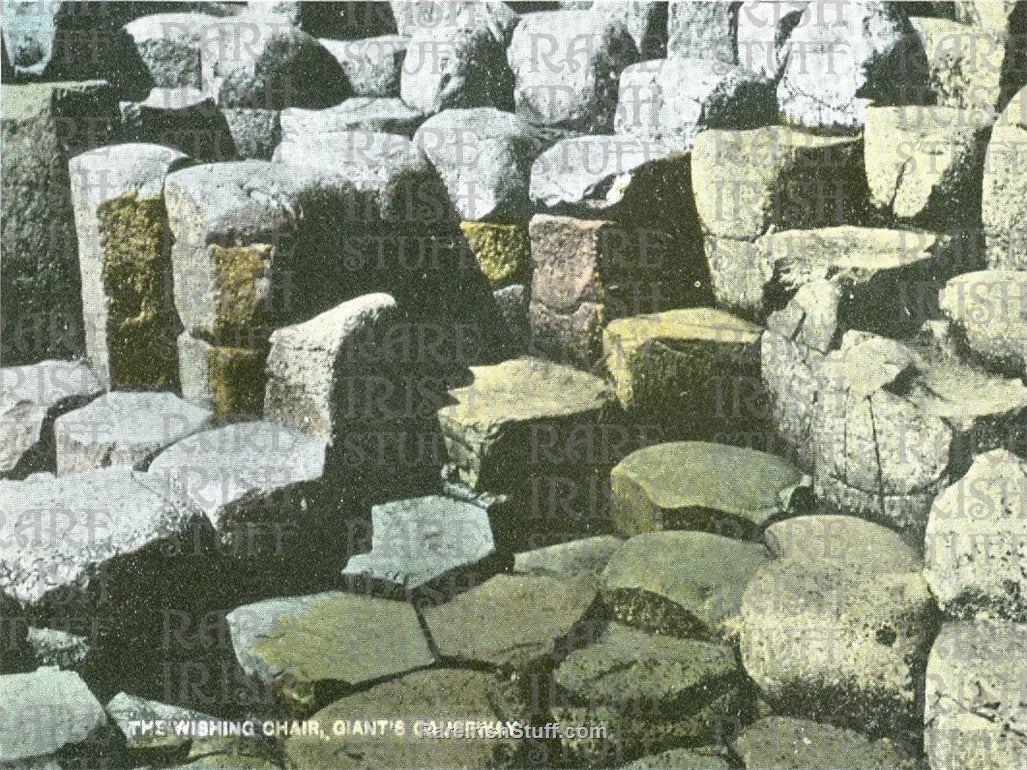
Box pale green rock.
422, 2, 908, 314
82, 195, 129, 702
600, 531, 769, 639
609, 441, 807, 537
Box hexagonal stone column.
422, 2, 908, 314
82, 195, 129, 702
603, 308, 763, 439
342, 495, 496, 597
69, 143, 191, 389
1, 81, 119, 364
924, 621, 1027, 769
146, 419, 344, 594
550, 622, 747, 765
737, 518, 935, 740
609, 441, 808, 538
691, 127, 865, 317
0, 467, 215, 636
1, 360, 102, 479
53, 392, 213, 475
507, 10, 639, 133
226, 591, 434, 715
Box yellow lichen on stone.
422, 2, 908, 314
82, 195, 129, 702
207, 342, 267, 416
210, 243, 273, 332
98, 192, 180, 389
459, 221, 530, 287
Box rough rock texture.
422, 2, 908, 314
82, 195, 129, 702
200, 14, 349, 109
421, 573, 599, 674
123, 12, 209, 88
0, 468, 214, 634
146, 420, 335, 588
263, 293, 399, 440
285, 668, 528, 768
507, 10, 639, 133
600, 531, 769, 639
69, 143, 189, 388
777, 1, 931, 130
667, 0, 741, 62
527, 213, 683, 367
737, 533, 937, 739
864, 105, 992, 228
603, 308, 763, 439
911, 16, 1010, 112
598, 1, 668, 59
551, 622, 746, 764
342, 495, 496, 594
400, 26, 514, 115
414, 108, 560, 221
0, 668, 109, 766
982, 86, 1027, 269
691, 127, 866, 316
939, 269, 1027, 374
609, 441, 808, 538
53, 392, 213, 475
764, 514, 921, 571
513, 535, 623, 577
221, 107, 282, 160
177, 331, 268, 417
460, 221, 532, 286
924, 621, 1027, 770
321, 35, 408, 97
1, 360, 103, 479
736, 0, 806, 78
285, 101, 423, 151
390, 1, 518, 43
118, 87, 236, 162
924, 450, 1027, 621
1, 81, 120, 364
620, 746, 732, 769
436, 356, 614, 492
227, 591, 434, 715
731, 716, 919, 769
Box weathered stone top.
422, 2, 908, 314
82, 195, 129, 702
0, 667, 107, 764
605, 307, 761, 361
53, 391, 213, 458
0, 80, 111, 122
0, 467, 208, 607
908, 355, 1027, 430
612, 441, 805, 523
280, 98, 424, 138
764, 515, 921, 572
69, 143, 190, 206
123, 12, 213, 41
146, 420, 327, 524
439, 357, 613, 427
513, 535, 624, 577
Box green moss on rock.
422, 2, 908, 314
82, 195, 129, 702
460, 220, 531, 287
98, 192, 180, 389
210, 243, 273, 333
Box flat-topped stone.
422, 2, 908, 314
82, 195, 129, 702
609, 442, 808, 537
227, 591, 434, 715
603, 309, 763, 438
146, 420, 330, 579
342, 495, 496, 594
765, 515, 921, 572
279, 97, 424, 140
552, 621, 745, 762
0, 668, 108, 766
69, 143, 190, 388
437, 357, 614, 491
600, 531, 769, 639
285, 668, 527, 768
421, 573, 598, 674
0, 467, 212, 631
54, 392, 213, 475
513, 536, 624, 577
123, 12, 210, 88
1, 360, 102, 479
738, 552, 936, 737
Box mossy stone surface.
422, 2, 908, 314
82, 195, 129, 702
459, 221, 531, 287
609, 441, 806, 537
